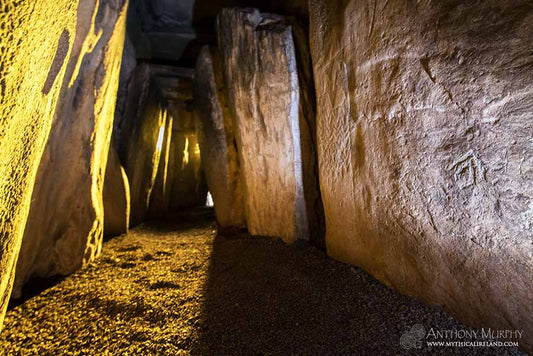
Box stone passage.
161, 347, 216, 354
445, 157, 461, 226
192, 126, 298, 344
0, 209, 525, 355
0, 1, 531, 354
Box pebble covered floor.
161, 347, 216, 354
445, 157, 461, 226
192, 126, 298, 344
0, 209, 525, 355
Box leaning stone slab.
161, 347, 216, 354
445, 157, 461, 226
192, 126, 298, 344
194, 46, 246, 230
0, 0, 93, 328
13, 0, 128, 297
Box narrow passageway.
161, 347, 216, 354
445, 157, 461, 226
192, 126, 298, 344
1, 1, 532, 354
0, 209, 524, 355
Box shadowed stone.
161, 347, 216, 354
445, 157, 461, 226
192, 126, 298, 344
169, 130, 208, 210
216, 8, 323, 243
113, 35, 137, 145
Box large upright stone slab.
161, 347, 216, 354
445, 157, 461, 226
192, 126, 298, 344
216, 8, 323, 243
309, 0, 533, 352
0, 0, 87, 329
194, 46, 246, 230
120, 64, 168, 226
147, 114, 174, 218
103, 143, 130, 238
12, 0, 128, 296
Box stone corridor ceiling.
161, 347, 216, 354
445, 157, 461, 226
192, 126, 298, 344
126, 0, 308, 66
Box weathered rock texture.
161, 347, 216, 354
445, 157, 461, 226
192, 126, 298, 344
0, 0, 86, 329
103, 143, 130, 238
120, 64, 168, 226
216, 8, 323, 243
113, 35, 137, 145
194, 46, 246, 230
12, 0, 128, 298
147, 114, 174, 217
309, 0, 533, 351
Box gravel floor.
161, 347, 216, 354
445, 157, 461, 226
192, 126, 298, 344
0, 208, 526, 355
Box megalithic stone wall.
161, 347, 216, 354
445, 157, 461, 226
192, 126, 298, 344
119, 64, 168, 226
147, 113, 174, 217
216, 8, 323, 243
194, 46, 246, 230
309, 0, 533, 352
12, 0, 128, 298
0, 0, 88, 330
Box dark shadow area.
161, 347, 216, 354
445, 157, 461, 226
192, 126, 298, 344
146, 206, 216, 233
192, 230, 523, 355
8, 275, 66, 310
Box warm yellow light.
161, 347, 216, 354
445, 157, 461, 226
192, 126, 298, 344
194, 142, 200, 156
182, 137, 189, 167
156, 125, 165, 151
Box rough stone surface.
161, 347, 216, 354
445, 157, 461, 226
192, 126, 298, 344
120, 64, 168, 226
194, 46, 246, 230
0, 0, 82, 329
103, 143, 130, 238
113, 34, 137, 146
216, 8, 322, 243
309, 0, 533, 352
12, 0, 128, 299
147, 114, 174, 218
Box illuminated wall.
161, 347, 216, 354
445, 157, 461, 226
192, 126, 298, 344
13, 0, 128, 297
0, 0, 126, 329
148, 114, 174, 217
310, 0, 533, 351
0, 0, 77, 328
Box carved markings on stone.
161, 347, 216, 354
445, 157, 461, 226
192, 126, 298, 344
447, 150, 486, 189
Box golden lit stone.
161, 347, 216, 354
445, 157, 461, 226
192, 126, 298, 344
0, 0, 81, 329
12, 0, 128, 298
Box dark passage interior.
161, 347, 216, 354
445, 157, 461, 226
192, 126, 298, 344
0, 0, 532, 354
